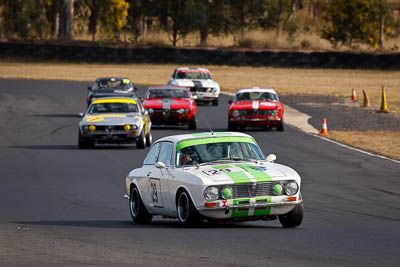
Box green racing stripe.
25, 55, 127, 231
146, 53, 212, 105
235, 164, 272, 182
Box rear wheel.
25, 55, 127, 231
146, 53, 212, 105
136, 129, 146, 149
145, 130, 152, 147
176, 190, 199, 227
188, 115, 197, 130
129, 186, 153, 224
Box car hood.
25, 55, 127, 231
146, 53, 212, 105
144, 98, 192, 109
81, 113, 142, 125
231, 100, 279, 110
181, 161, 289, 183
171, 79, 219, 88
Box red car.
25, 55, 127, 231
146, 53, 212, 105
143, 85, 198, 129
228, 87, 284, 131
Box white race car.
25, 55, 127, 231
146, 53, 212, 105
124, 132, 303, 227
168, 67, 220, 106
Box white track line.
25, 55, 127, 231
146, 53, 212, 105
222, 92, 400, 164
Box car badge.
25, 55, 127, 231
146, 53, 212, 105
106, 125, 113, 132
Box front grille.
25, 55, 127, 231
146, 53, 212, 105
152, 109, 178, 113
238, 109, 276, 116
189, 87, 209, 92
95, 125, 125, 131
232, 182, 273, 198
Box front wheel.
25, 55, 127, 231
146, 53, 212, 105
78, 130, 94, 149
212, 98, 219, 106
129, 186, 153, 224
276, 121, 284, 132
136, 129, 146, 149
278, 202, 303, 228
188, 115, 197, 130
176, 190, 199, 227
228, 120, 237, 131
145, 130, 152, 147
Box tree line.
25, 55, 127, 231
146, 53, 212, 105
0, 0, 398, 49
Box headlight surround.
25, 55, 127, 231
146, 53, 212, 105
283, 181, 299, 195
221, 186, 233, 199
124, 124, 131, 131
203, 186, 220, 201
89, 125, 96, 131
271, 109, 279, 116
232, 110, 240, 117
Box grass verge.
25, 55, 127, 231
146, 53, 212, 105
0, 60, 399, 160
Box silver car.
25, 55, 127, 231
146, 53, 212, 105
78, 97, 152, 149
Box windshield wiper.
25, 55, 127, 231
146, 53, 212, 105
198, 159, 234, 166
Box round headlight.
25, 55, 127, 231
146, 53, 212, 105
124, 124, 131, 131
284, 181, 299, 195
184, 109, 190, 113
221, 186, 233, 199
273, 184, 283, 195
89, 125, 96, 131
232, 110, 239, 117
203, 186, 219, 201
149, 108, 154, 114
177, 108, 184, 114
82, 125, 88, 130
132, 125, 138, 130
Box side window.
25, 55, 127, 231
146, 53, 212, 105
157, 142, 174, 166
143, 143, 160, 165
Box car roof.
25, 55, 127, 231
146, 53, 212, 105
236, 87, 277, 94
148, 85, 188, 90
155, 132, 255, 144
176, 67, 210, 73
95, 77, 131, 81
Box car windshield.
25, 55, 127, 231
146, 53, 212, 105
92, 78, 131, 91
176, 71, 211, 80
88, 102, 138, 114
236, 92, 278, 101
176, 141, 265, 166
146, 88, 189, 99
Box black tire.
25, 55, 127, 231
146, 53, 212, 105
136, 129, 146, 149
145, 130, 152, 147
78, 130, 94, 149
176, 190, 199, 227
212, 98, 219, 106
278, 201, 303, 228
276, 121, 284, 132
129, 186, 153, 224
188, 115, 197, 130
228, 120, 237, 131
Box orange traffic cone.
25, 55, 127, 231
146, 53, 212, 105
320, 118, 328, 136
351, 88, 357, 101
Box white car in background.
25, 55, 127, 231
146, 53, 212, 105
168, 67, 220, 106
124, 132, 303, 227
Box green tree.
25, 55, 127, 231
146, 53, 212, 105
322, 0, 394, 48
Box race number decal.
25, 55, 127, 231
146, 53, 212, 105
149, 179, 163, 208
203, 168, 231, 176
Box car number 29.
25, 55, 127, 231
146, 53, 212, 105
202, 168, 231, 176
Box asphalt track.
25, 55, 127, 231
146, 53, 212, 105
0, 78, 399, 266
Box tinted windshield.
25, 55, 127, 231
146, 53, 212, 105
88, 102, 138, 114
146, 88, 189, 99
176, 71, 211, 80
176, 141, 265, 166
93, 78, 132, 91
235, 92, 278, 101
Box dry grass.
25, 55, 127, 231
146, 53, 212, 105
0, 60, 399, 159
329, 131, 400, 160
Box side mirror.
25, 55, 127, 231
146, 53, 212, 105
87, 86, 92, 90
78, 112, 84, 118
228, 100, 233, 104
266, 154, 277, 163
155, 162, 166, 169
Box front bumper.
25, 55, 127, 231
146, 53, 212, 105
197, 196, 301, 219
81, 129, 141, 143
229, 116, 281, 126
192, 92, 219, 101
